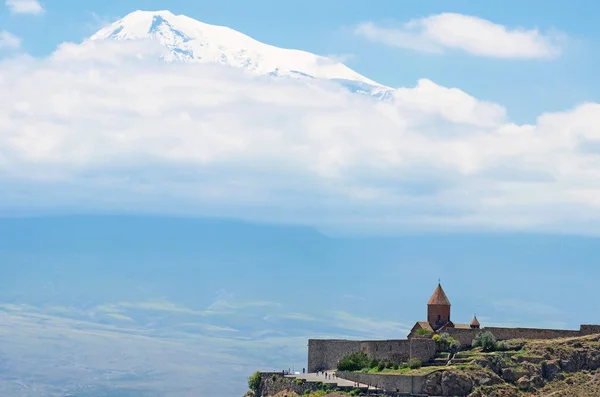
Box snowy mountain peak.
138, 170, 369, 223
90, 10, 391, 94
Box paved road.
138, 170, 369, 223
286, 373, 380, 390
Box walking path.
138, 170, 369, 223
286, 373, 380, 390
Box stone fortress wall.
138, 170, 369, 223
310, 325, 600, 371
445, 324, 600, 348
308, 340, 361, 373
308, 338, 436, 372
336, 371, 425, 395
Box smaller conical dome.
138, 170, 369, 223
470, 315, 481, 328
428, 283, 451, 306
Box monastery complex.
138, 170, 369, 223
308, 283, 600, 372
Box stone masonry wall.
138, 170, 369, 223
308, 340, 361, 372
309, 339, 436, 372
484, 327, 581, 341
445, 328, 480, 347
359, 340, 411, 363
581, 325, 600, 335
409, 338, 437, 363
336, 371, 425, 395
445, 326, 596, 347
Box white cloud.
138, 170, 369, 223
355, 13, 562, 59
2, 39, 600, 234
6, 0, 44, 15
0, 31, 21, 49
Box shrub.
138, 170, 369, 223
434, 332, 460, 352
409, 359, 422, 369
449, 339, 461, 351
392, 362, 399, 370
385, 360, 395, 369
337, 351, 370, 371
415, 328, 434, 337
248, 371, 262, 393
472, 331, 498, 352
376, 361, 386, 371
368, 358, 379, 369
496, 341, 510, 351
349, 388, 362, 396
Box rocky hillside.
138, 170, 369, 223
422, 333, 600, 396
417, 333, 600, 396
463, 333, 600, 396
251, 333, 600, 397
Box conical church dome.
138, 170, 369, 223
428, 283, 451, 306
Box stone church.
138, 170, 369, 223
408, 283, 480, 337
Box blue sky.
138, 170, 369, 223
2, 1, 600, 396
3, 0, 600, 124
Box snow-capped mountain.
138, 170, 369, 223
90, 10, 393, 97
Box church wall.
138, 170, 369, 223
444, 328, 480, 347
580, 325, 600, 335
445, 326, 588, 347
410, 338, 437, 362
359, 338, 436, 363
308, 339, 437, 372
359, 340, 411, 362
308, 339, 361, 372
484, 327, 581, 341
336, 371, 425, 395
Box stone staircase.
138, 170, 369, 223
425, 352, 450, 366
449, 351, 476, 365
426, 351, 474, 367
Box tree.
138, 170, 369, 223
472, 331, 498, 352
337, 351, 370, 371
434, 332, 460, 352
248, 371, 262, 393
449, 338, 461, 352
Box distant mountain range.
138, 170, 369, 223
89, 10, 395, 99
